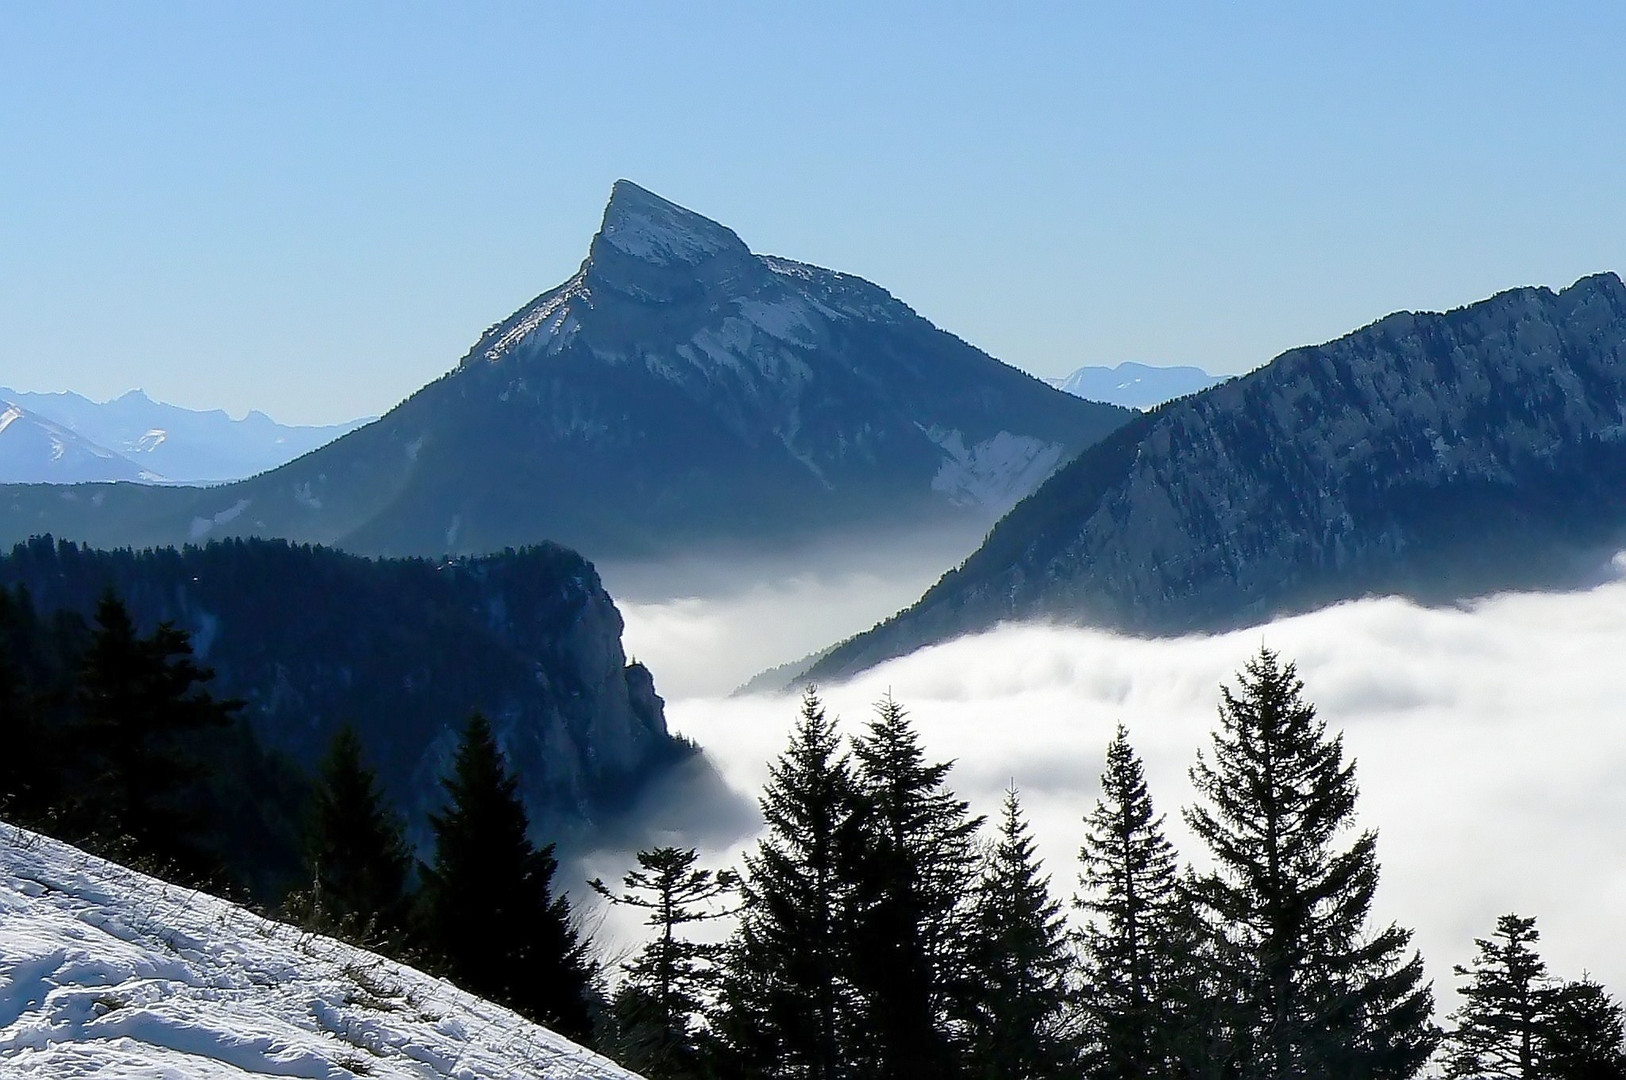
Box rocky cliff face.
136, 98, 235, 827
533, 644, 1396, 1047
0, 182, 1128, 563
0, 537, 680, 842
808, 273, 1626, 680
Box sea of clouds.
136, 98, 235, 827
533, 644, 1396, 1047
603, 557, 1626, 1008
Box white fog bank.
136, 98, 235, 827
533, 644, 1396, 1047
606, 523, 988, 698
626, 565, 1626, 1000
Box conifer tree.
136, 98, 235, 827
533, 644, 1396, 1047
1545, 978, 1626, 1080
1185, 647, 1437, 1080
846, 693, 982, 1080
592, 845, 738, 1079
724, 687, 862, 1080
963, 784, 1074, 1080
1445, 914, 1553, 1080
1159, 875, 1248, 1080
75, 591, 239, 875
305, 725, 413, 947
1076, 724, 1182, 1079
421, 713, 594, 1040
0, 624, 41, 817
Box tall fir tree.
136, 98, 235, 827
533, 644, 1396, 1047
846, 693, 982, 1080
1076, 724, 1183, 1080
1445, 914, 1553, 1080
962, 784, 1074, 1080
723, 687, 862, 1080
304, 725, 413, 947
0, 612, 42, 817
592, 845, 738, 1079
421, 713, 594, 1041
1184, 647, 1437, 1080
75, 591, 239, 877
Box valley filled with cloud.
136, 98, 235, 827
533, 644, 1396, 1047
616, 557, 1626, 998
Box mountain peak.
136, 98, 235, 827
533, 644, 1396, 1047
591, 180, 749, 268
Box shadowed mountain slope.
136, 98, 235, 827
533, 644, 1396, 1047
806, 272, 1626, 682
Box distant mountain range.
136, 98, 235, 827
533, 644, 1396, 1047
0, 387, 369, 485
0, 401, 158, 484
805, 272, 1626, 682
1047, 362, 1227, 410
0, 182, 1130, 561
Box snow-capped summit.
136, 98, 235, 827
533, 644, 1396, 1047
0, 182, 1131, 561
592, 179, 750, 269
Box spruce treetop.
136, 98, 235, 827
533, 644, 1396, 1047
1183, 647, 1437, 1080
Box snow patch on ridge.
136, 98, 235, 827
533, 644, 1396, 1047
0, 826, 639, 1079
188, 499, 251, 541
922, 427, 1066, 515
735, 297, 819, 347
479, 273, 589, 363
760, 255, 907, 322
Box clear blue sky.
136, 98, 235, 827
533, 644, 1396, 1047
4, 2, 1623, 423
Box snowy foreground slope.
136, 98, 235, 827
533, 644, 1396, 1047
0, 826, 642, 1079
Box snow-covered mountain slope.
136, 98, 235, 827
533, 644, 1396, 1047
807, 272, 1626, 681
0, 401, 156, 484
0, 825, 642, 1079
0, 387, 370, 484
1047, 362, 1227, 410
0, 182, 1130, 560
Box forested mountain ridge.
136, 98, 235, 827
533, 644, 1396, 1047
0, 536, 681, 845
807, 272, 1626, 681
0, 182, 1129, 561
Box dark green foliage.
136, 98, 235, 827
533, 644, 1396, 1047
723, 687, 862, 1080
1447, 914, 1550, 1080
846, 693, 982, 1080
1184, 647, 1438, 1080
0, 596, 46, 817
1546, 979, 1626, 1080
73, 591, 240, 880
1076, 724, 1183, 1079
962, 785, 1073, 1080
421, 714, 594, 1040
0, 536, 681, 846
0, 586, 91, 829
1158, 882, 1248, 1080
592, 846, 739, 1079
301, 726, 413, 947
0, 582, 308, 900
1446, 915, 1626, 1080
